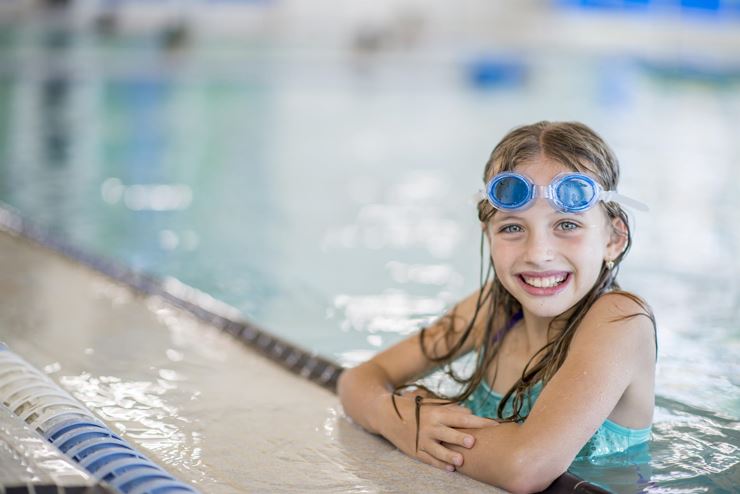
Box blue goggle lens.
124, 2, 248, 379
555, 176, 596, 211
493, 175, 530, 208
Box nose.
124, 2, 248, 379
522, 228, 556, 266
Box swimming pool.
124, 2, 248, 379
1, 13, 739, 493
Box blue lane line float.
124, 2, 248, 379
0, 343, 200, 494
464, 55, 528, 89
557, 0, 740, 14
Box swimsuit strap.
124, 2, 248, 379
508, 310, 523, 328
492, 310, 523, 343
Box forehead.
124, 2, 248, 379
510, 156, 574, 185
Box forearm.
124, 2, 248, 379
337, 362, 396, 435
450, 424, 562, 493
450, 423, 526, 486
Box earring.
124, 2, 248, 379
605, 259, 615, 270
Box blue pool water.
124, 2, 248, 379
0, 20, 738, 493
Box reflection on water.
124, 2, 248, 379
334, 292, 445, 335
569, 443, 655, 494
1, 9, 739, 493
100, 178, 193, 212
650, 398, 740, 488
322, 172, 463, 256
567, 397, 740, 493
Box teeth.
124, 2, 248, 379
522, 274, 567, 288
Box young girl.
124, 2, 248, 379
337, 121, 657, 493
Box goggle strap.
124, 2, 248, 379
601, 191, 650, 212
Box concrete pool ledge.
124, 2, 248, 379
0, 206, 606, 494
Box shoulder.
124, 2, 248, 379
571, 291, 657, 364
585, 291, 654, 322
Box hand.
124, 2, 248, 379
379, 390, 498, 472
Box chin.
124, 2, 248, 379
510, 289, 580, 319
521, 304, 571, 319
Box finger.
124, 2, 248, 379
446, 413, 499, 429
426, 404, 474, 422
434, 426, 476, 448
441, 404, 473, 414
417, 450, 456, 472
423, 440, 465, 469
428, 406, 497, 427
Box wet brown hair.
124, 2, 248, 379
393, 121, 656, 430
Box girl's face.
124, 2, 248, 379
485, 157, 626, 320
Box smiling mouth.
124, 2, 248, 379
520, 273, 569, 288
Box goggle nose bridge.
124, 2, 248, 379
534, 184, 553, 201
529, 182, 592, 211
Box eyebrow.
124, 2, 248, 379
491, 211, 586, 223
492, 214, 522, 224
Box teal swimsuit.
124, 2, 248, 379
465, 380, 652, 458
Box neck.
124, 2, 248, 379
517, 308, 570, 352
519, 311, 551, 352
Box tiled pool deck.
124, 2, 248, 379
0, 225, 516, 493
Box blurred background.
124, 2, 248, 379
0, 0, 739, 491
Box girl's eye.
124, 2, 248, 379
558, 221, 580, 231
499, 224, 524, 234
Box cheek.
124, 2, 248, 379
488, 235, 512, 259
562, 236, 608, 278
568, 236, 608, 276
487, 237, 512, 275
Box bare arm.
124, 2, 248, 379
338, 288, 498, 470
448, 294, 656, 493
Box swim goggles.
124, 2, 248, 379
481, 172, 648, 213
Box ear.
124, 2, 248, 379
605, 216, 628, 261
